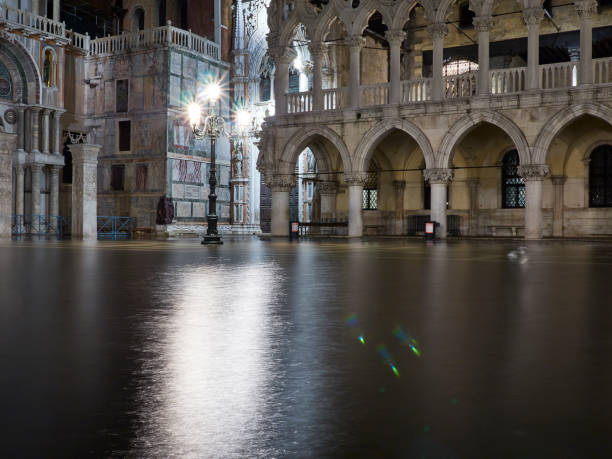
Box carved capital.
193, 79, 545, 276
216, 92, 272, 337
301, 61, 313, 75
345, 35, 366, 49
518, 164, 549, 181
575, 0, 598, 18
385, 29, 406, 45
269, 46, 294, 64
309, 42, 328, 58
551, 175, 567, 186
427, 23, 448, 39
343, 171, 368, 186
522, 7, 544, 26
318, 180, 339, 195
424, 168, 453, 184
268, 175, 296, 192
473, 15, 494, 32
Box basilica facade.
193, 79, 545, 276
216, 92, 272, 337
257, 0, 612, 238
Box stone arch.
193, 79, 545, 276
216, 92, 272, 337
279, 125, 352, 175
278, 14, 303, 50
354, 118, 435, 172
0, 34, 41, 104
438, 111, 530, 168
312, 11, 346, 43
391, 0, 419, 30
532, 103, 612, 164
433, 0, 458, 22
349, 2, 394, 36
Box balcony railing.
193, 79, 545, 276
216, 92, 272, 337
284, 57, 612, 114
0, 3, 65, 39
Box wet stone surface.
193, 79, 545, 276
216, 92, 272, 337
1, 238, 612, 458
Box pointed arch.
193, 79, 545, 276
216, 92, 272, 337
438, 111, 530, 168
279, 124, 352, 175
353, 118, 435, 172
391, 0, 420, 30
532, 103, 612, 164
350, 3, 394, 36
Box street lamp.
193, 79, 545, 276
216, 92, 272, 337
188, 82, 225, 245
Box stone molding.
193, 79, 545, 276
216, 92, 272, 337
317, 180, 339, 195
551, 175, 567, 185
268, 175, 296, 192
427, 23, 448, 39
343, 171, 368, 186
575, 0, 598, 18
345, 35, 366, 48
424, 168, 453, 184
518, 164, 549, 181
309, 42, 327, 58
522, 7, 544, 26
473, 16, 494, 32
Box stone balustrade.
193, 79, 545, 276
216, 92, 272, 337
0, 3, 66, 41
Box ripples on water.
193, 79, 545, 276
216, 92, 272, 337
1, 239, 612, 458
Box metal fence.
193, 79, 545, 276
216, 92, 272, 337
12, 215, 69, 238
297, 218, 349, 237
97, 216, 136, 240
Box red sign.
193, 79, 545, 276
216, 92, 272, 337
425, 222, 434, 234
291, 222, 299, 233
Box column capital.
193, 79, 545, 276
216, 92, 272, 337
269, 46, 294, 64
301, 61, 313, 75
574, 0, 597, 18
68, 143, 101, 165
42, 108, 53, 116
518, 164, 549, 181
48, 164, 62, 175
345, 35, 366, 49
268, 175, 295, 192
343, 171, 368, 186
385, 29, 406, 45
473, 15, 494, 32
427, 22, 448, 39
318, 180, 338, 195
522, 7, 544, 25
29, 106, 42, 113
309, 42, 328, 58
30, 163, 44, 172
424, 168, 453, 184
551, 175, 567, 185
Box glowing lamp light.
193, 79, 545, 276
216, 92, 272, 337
188, 103, 201, 127
235, 108, 251, 131
205, 83, 222, 102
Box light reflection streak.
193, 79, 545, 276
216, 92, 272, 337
131, 262, 283, 457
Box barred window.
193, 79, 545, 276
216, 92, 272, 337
362, 161, 378, 210
502, 150, 525, 208
589, 145, 612, 207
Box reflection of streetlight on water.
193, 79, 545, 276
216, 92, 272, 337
188, 83, 257, 244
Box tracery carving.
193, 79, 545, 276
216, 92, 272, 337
574, 0, 597, 18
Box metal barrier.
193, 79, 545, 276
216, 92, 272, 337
297, 218, 348, 237
12, 215, 68, 238
97, 216, 136, 240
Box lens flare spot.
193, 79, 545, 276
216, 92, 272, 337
345, 314, 358, 328
391, 364, 400, 377
358, 335, 366, 344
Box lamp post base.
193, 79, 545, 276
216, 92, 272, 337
202, 234, 223, 245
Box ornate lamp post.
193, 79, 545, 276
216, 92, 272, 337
189, 83, 225, 245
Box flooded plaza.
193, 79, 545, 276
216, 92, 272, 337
1, 238, 612, 458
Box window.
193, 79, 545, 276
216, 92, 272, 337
111, 165, 125, 191
116, 79, 129, 113
136, 164, 147, 191
502, 150, 525, 208
134, 8, 145, 30
306, 181, 314, 200
118, 120, 131, 151
362, 161, 378, 210
589, 145, 612, 207
443, 58, 478, 76
459, 2, 475, 29
233, 184, 244, 223
289, 68, 300, 93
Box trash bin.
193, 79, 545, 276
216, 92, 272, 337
425, 221, 436, 240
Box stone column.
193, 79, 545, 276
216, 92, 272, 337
269, 177, 294, 236
49, 165, 60, 217
30, 107, 41, 154
41, 109, 51, 155
428, 23, 448, 101
522, 7, 544, 90
393, 180, 406, 235
468, 178, 480, 236
310, 42, 326, 111
15, 165, 24, 217
272, 49, 292, 116
551, 175, 566, 238
347, 35, 365, 109
518, 164, 549, 240
70, 143, 101, 240
424, 168, 453, 238
16, 105, 25, 154
386, 29, 405, 104
0, 133, 17, 238
52, 111, 62, 155
318, 181, 338, 219
344, 171, 367, 237
575, 0, 597, 85
53, 0, 60, 20
31, 164, 42, 217
473, 16, 493, 96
